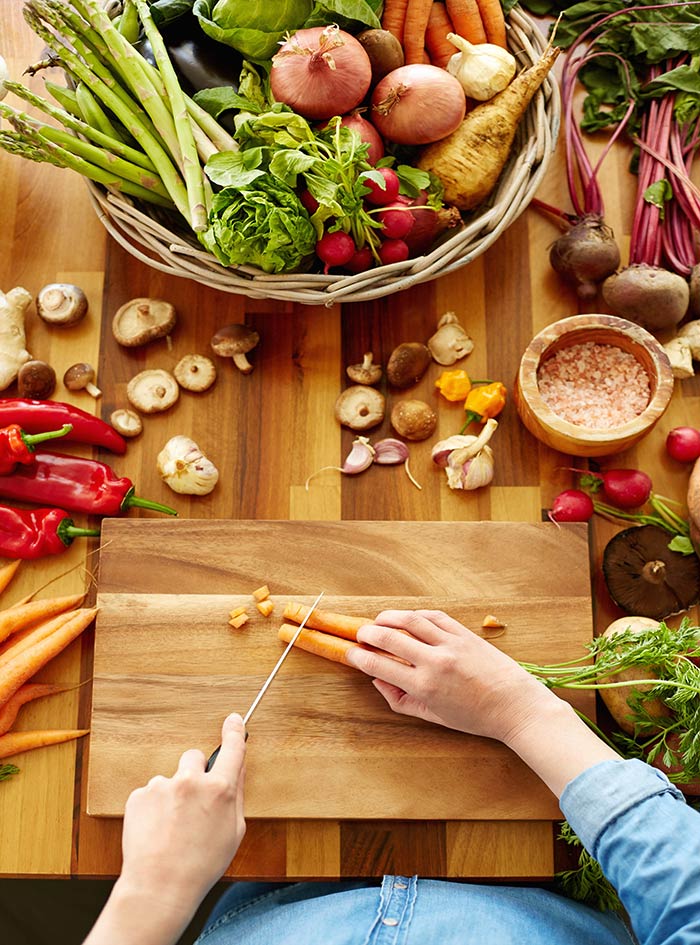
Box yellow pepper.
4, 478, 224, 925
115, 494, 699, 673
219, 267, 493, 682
461, 382, 507, 432
435, 369, 472, 402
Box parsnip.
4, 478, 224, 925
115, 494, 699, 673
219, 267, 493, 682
417, 45, 560, 210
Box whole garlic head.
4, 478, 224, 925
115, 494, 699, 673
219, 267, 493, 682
445, 33, 516, 101
157, 435, 219, 495
432, 419, 498, 491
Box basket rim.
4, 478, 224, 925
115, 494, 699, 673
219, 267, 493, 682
86, 8, 561, 305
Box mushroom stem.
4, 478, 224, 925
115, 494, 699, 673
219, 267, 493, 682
233, 352, 253, 374
642, 560, 667, 584
85, 380, 102, 398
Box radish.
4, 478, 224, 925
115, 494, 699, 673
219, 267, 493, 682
598, 469, 652, 509
316, 231, 355, 273
377, 204, 415, 239
378, 238, 409, 265
345, 246, 374, 273
666, 427, 700, 464
300, 189, 319, 214
548, 489, 595, 523
396, 191, 462, 255
362, 167, 400, 206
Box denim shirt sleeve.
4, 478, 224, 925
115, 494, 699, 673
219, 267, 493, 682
560, 758, 700, 945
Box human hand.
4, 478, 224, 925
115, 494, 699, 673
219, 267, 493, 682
346, 610, 558, 746
117, 712, 246, 922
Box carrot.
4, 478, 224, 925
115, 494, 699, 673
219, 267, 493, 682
446, 0, 487, 44
0, 560, 21, 598
0, 683, 70, 735
283, 602, 370, 641
278, 623, 361, 666
476, 0, 507, 48
381, 0, 410, 45
0, 611, 76, 670
0, 729, 89, 759
0, 607, 97, 706
0, 593, 85, 645
403, 0, 434, 65
417, 43, 560, 209
425, 3, 458, 68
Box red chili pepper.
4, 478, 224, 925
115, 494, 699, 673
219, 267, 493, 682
0, 452, 178, 517
0, 504, 100, 559
0, 423, 73, 474
0, 399, 127, 454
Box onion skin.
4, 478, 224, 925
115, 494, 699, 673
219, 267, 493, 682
549, 215, 620, 300
339, 111, 384, 165
371, 64, 466, 145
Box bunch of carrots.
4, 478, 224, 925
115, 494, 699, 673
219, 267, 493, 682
382, 0, 508, 67
0, 559, 95, 779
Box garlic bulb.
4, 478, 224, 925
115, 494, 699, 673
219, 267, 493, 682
0, 55, 8, 102
157, 435, 219, 495
432, 419, 498, 491
445, 33, 516, 101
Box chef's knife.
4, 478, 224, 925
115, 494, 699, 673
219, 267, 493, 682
205, 589, 325, 771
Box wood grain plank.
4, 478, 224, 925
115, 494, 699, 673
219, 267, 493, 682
446, 822, 554, 879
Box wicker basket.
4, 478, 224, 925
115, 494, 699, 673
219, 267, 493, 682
86, 9, 560, 306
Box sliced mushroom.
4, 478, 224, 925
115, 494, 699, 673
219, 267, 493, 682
211, 324, 260, 374
346, 352, 382, 385
110, 408, 143, 438
602, 524, 700, 619
63, 362, 102, 398
390, 399, 438, 441
386, 342, 431, 388
113, 298, 177, 347
427, 312, 474, 365
36, 283, 88, 327
174, 354, 217, 392
126, 369, 179, 414
334, 385, 385, 431
17, 360, 56, 400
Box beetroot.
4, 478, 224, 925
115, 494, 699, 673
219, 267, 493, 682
549, 214, 620, 300
601, 264, 690, 333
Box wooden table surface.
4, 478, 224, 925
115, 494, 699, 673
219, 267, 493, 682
2, 0, 698, 881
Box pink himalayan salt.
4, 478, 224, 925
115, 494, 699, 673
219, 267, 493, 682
537, 341, 650, 429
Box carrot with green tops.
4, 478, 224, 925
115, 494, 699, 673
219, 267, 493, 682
426, 3, 458, 68
476, 0, 507, 47
0, 611, 76, 670
381, 0, 410, 44
0, 560, 20, 598
0, 607, 97, 706
403, 0, 434, 64
0, 593, 85, 645
0, 683, 70, 735
446, 0, 486, 44
0, 728, 88, 759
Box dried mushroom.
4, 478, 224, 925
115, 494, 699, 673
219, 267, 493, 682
390, 399, 437, 441
157, 435, 219, 495
663, 337, 694, 379
427, 312, 474, 365
386, 342, 431, 388
678, 320, 700, 360
602, 524, 700, 619
63, 362, 101, 398
211, 324, 259, 374
0, 286, 32, 390
17, 360, 56, 400
36, 283, 88, 327
346, 352, 382, 385
113, 298, 177, 347
127, 369, 179, 414
334, 385, 385, 431
110, 408, 142, 438
174, 354, 216, 392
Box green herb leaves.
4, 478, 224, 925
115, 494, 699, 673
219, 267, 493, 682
0, 763, 19, 782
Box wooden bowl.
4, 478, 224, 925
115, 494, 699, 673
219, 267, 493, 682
513, 314, 674, 457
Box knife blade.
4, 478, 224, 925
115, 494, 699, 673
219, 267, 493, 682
205, 589, 325, 771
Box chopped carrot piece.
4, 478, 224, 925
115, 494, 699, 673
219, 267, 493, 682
252, 585, 270, 602
482, 614, 506, 628
229, 613, 249, 629
256, 600, 274, 617
229, 605, 247, 619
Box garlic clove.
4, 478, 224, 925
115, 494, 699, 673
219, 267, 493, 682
432, 434, 478, 467
373, 437, 409, 465
343, 436, 376, 474
157, 435, 219, 495
457, 445, 495, 490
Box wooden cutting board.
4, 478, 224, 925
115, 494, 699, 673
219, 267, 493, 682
88, 519, 594, 820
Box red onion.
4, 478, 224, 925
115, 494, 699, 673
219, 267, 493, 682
271, 25, 372, 121
340, 111, 384, 164
371, 64, 466, 145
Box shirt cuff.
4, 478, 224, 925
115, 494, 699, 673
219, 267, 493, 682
560, 758, 685, 851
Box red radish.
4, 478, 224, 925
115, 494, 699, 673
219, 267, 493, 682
377, 204, 415, 239
378, 239, 409, 265
666, 427, 700, 463
396, 191, 462, 254
300, 189, 319, 214
599, 469, 652, 509
362, 167, 400, 206
340, 111, 384, 165
548, 489, 594, 523
316, 231, 355, 273
345, 246, 374, 273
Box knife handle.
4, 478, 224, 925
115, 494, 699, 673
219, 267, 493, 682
205, 729, 248, 772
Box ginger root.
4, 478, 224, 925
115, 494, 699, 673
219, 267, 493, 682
0, 287, 32, 390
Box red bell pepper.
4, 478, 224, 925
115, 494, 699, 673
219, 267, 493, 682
0, 423, 72, 474
0, 504, 100, 559
0, 452, 178, 516
0, 399, 127, 454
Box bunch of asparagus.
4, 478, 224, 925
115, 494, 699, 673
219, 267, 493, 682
0, 0, 237, 232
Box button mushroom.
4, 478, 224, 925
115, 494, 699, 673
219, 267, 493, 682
174, 354, 217, 392
334, 385, 385, 431
112, 298, 177, 347
386, 342, 431, 388
17, 360, 56, 400
427, 311, 474, 365
110, 408, 143, 438
346, 352, 382, 386
210, 324, 260, 374
127, 369, 179, 414
63, 362, 102, 398
390, 399, 438, 441
36, 283, 88, 327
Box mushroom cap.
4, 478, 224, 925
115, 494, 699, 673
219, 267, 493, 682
603, 524, 700, 619
110, 408, 143, 438
346, 353, 382, 385
386, 342, 431, 388
126, 369, 179, 414
113, 297, 177, 347
210, 324, 260, 357
36, 283, 88, 326
17, 360, 56, 400
334, 385, 385, 431
174, 354, 217, 392
390, 399, 438, 441
427, 313, 474, 366
63, 362, 95, 390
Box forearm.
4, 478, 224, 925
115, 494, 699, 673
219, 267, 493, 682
82, 878, 197, 945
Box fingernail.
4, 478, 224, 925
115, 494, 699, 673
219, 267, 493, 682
225, 713, 244, 727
